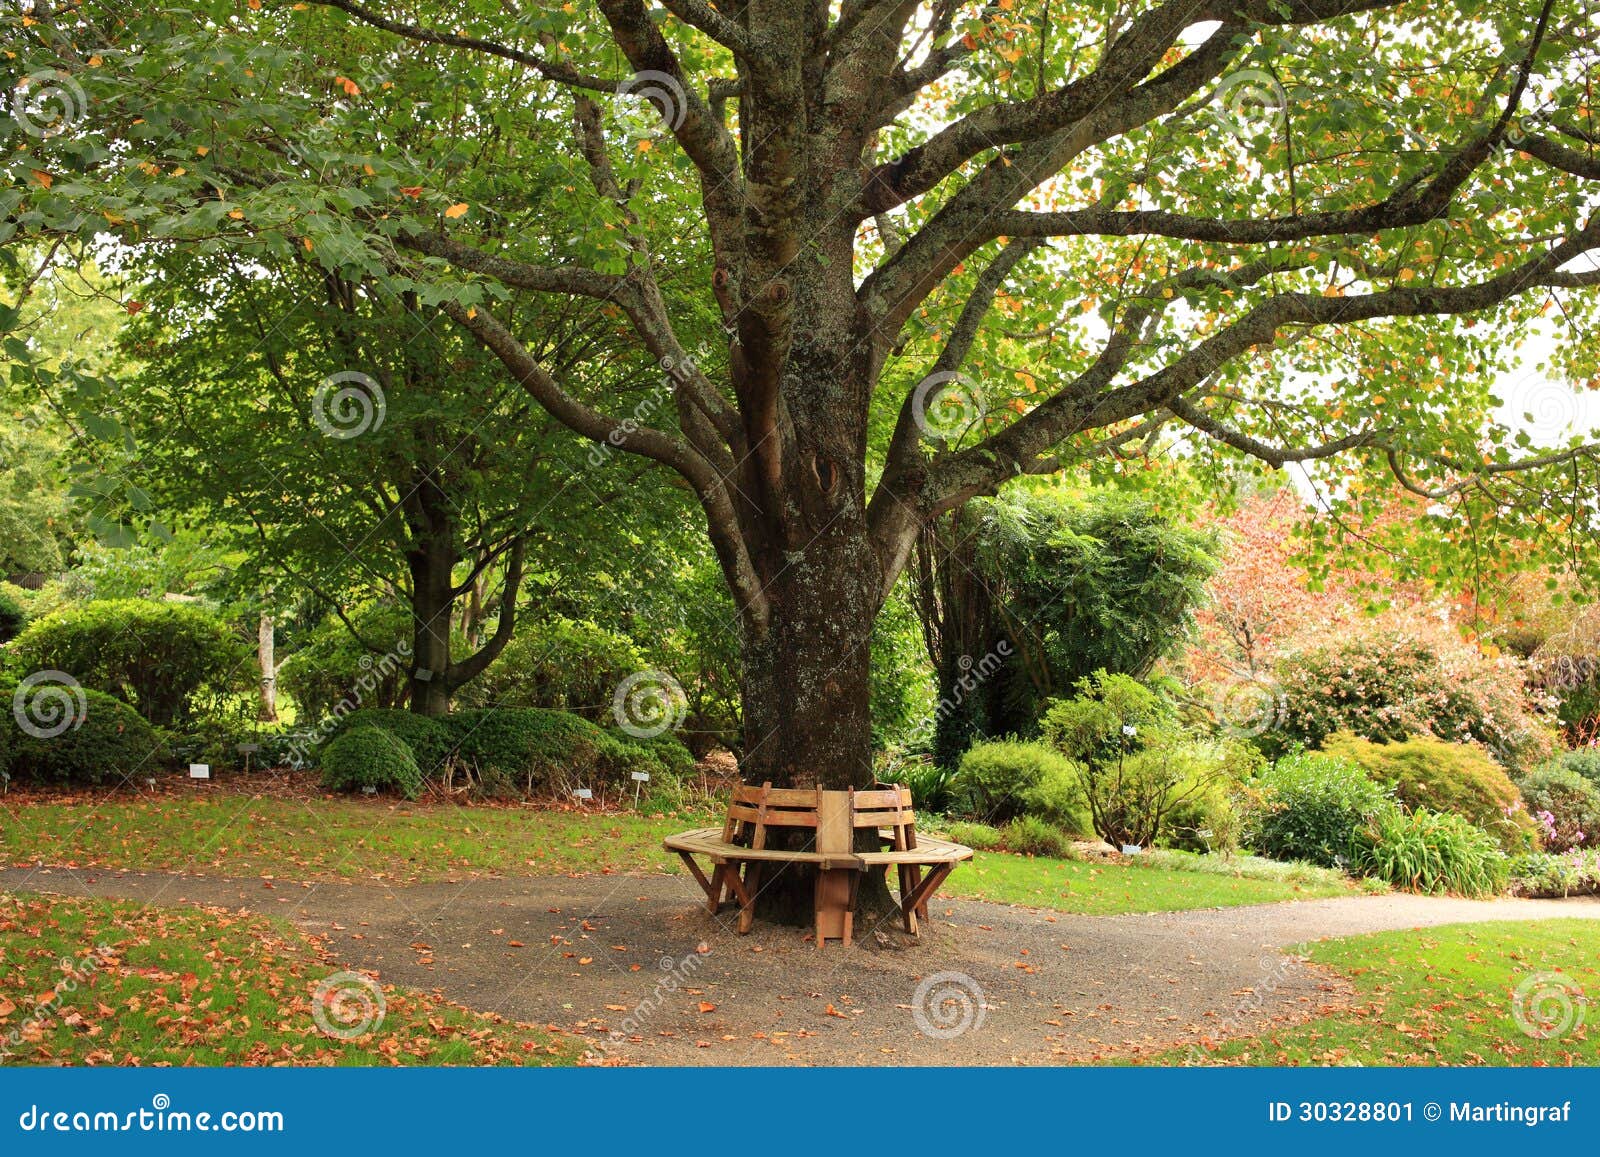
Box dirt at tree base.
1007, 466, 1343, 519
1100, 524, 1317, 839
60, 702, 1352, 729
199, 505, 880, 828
4, 865, 1596, 1066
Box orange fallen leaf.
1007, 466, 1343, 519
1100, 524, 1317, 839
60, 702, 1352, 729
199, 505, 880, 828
697, 1001, 716, 1013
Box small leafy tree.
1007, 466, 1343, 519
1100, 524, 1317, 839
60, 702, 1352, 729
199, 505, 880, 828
1041, 671, 1223, 848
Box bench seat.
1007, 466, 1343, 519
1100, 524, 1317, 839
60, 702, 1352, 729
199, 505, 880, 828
664, 783, 972, 946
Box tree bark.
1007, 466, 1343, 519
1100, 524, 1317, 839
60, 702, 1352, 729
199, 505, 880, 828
256, 611, 278, 722
405, 483, 459, 718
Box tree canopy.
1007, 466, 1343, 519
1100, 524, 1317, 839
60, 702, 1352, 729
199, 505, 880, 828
6, 0, 1600, 787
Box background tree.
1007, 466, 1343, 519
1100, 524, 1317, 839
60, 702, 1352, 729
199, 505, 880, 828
912, 484, 1217, 766
9, 0, 1600, 916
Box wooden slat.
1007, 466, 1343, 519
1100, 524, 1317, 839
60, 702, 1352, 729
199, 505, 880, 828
850, 806, 913, 826
848, 788, 904, 807
730, 784, 825, 806
724, 803, 818, 827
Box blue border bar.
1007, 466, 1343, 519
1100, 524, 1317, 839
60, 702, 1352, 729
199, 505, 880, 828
2, 1067, 1595, 1153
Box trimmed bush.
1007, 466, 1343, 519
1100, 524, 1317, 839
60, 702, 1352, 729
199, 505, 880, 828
1000, 816, 1072, 858
1245, 752, 1396, 867
1159, 738, 1264, 854
0, 588, 25, 643
941, 820, 1002, 851
1323, 732, 1536, 851
321, 708, 456, 775
604, 728, 695, 781
4, 599, 248, 727
955, 738, 1086, 827
458, 617, 645, 721
1349, 807, 1508, 898
1516, 763, 1600, 851
320, 726, 423, 799
446, 707, 665, 795
3, 684, 164, 785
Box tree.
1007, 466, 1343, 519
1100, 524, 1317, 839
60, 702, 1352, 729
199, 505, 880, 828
118, 247, 660, 715
9, 0, 1600, 916
910, 485, 1217, 766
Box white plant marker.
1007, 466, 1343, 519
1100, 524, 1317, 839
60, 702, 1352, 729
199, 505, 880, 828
631, 769, 650, 807
188, 763, 211, 780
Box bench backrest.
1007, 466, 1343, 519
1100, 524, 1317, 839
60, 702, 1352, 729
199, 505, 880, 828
721, 782, 917, 853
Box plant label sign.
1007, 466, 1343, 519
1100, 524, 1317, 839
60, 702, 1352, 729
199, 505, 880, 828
630, 771, 650, 782
1120, 843, 1142, 855
573, 788, 594, 800
188, 764, 211, 780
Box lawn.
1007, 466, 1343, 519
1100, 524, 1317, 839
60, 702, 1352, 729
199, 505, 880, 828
2, 790, 1359, 915
943, 848, 1356, 915
1, 792, 689, 880
0, 891, 580, 1065
1168, 919, 1600, 1065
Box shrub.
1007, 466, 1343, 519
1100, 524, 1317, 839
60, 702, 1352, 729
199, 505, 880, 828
320, 707, 456, 776
4, 599, 248, 727
446, 707, 664, 796
1508, 848, 1600, 897
1322, 732, 1537, 851
1000, 816, 1072, 858
1160, 739, 1264, 854
1269, 631, 1553, 774
2, 683, 164, 785
941, 820, 1003, 851
0, 588, 25, 643
320, 726, 423, 799
458, 617, 645, 721
1039, 672, 1237, 848
899, 759, 959, 814
1244, 752, 1397, 867
955, 738, 1085, 826
1515, 763, 1600, 852
1349, 807, 1508, 898
1537, 748, 1600, 793
277, 604, 414, 724
605, 728, 696, 781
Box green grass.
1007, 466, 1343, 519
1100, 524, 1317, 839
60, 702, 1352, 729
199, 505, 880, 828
943, 848, 1356, 915
2, 792, 1355, 914
0, 892, 581, 1065
1, 793, 696, 881
1164, 919, 1600, 1065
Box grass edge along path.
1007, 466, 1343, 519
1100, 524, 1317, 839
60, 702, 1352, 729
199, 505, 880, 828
0, 890, 583, 1066
1144, 918, 1600, 1066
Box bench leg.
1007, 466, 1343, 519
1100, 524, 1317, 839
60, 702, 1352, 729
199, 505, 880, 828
736, 864, 761, 934
723, 862, 760, 934
899, 864, 953, 937
676, 851, 720, 913
898, 864, 920, 935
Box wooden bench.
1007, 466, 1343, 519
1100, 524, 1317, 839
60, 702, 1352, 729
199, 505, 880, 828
664, 783, 973, 947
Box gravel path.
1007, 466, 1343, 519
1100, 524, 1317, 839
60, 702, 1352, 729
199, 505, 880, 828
5, 864, 1597, 1065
